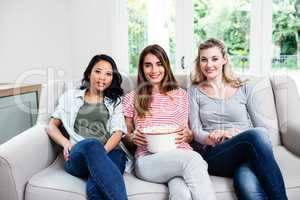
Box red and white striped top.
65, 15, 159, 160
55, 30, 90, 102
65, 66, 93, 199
123, 88, 192, 157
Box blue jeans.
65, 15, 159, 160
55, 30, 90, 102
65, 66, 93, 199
64, 138, 128, 200
194, 128, 287, 200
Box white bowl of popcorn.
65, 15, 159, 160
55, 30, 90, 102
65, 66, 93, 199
140, 125, 183, 153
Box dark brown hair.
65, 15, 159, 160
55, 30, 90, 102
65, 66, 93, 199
80, 54, 123, 104
135, 44, 178, 118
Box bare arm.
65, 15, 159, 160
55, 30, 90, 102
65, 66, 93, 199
122, 117, 137, 154
123, 116, 134, 146
47, 118, 73, 160
104, 131, 122, 153
124, 116, 147, 148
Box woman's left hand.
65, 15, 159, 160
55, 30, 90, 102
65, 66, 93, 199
176, 127, 193, 145
209, 129, 235, 144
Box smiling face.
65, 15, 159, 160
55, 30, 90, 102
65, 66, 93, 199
143, 53, 165, 88
89, 60, 113, 93
199, 46, 227, 82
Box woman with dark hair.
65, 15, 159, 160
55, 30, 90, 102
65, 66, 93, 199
80, 54, 123, 102
123, 44, 216, 200
47, 54, 131, 200
189, 38, 287, 199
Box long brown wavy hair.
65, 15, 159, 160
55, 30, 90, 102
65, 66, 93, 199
192, 38, 245, 87
135, 44, 178, 118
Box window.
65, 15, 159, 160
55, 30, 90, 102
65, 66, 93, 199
128, 0, 176, 74
193, 0, 251, 72
125, 0, 300, 84
272, 0, 300, 79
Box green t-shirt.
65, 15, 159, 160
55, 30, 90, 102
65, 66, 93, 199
74, 101, 110, 145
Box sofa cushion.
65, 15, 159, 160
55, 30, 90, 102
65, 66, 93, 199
270, 75, 300, 157
273, 146, 300, 199
122, 75, 280, 145
36, 80, 65, 125
25, 145, 300, 200
25, 155, 86, 200
210, 176, 236, 199
246, 76, 281, 145
0, 125, 58, 200
25, 155, 168, 200
210, 145, 300, 200
26, 154, 236, 200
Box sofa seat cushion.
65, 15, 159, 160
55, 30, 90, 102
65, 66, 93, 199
273, 146, 300, 199
209, 146, 300, 200
25, 155, 168, 200
25, 155, 86, 200
210, 176, 236, 199
25, 154, 237, 200
25, 146, 300, 200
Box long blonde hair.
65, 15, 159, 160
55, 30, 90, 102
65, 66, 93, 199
192, 38, 245, 87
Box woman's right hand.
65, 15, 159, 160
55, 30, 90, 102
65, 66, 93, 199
62, 141, 73, 161
131, 130, 147, 147
204, 135, 217, 146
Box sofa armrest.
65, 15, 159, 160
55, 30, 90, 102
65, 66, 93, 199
0, 125, 59, 200
271, 75, 300, 157
284, 119, 300, 157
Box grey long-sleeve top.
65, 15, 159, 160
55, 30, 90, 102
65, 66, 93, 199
188, 82, 259, 145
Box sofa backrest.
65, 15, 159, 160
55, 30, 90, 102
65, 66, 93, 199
121, 74, 281, 146
37, 74, 282, 146
270, 75, 300, 155
243, 76, 281, 145
36, 80, 65, 125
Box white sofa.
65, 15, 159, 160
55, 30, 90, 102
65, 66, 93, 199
1, 74, 300, 200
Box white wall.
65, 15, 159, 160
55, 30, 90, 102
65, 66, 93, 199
0, 0, 122, 84
0, 0, 72, 84
68, 0, 113, 80
105, 0, 129, 76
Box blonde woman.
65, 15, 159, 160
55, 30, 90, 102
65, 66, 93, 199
189, 38, 287, 200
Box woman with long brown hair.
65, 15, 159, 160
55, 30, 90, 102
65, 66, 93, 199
123, 44, 216, 200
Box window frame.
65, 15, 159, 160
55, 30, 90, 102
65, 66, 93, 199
120, 0, 285, 76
